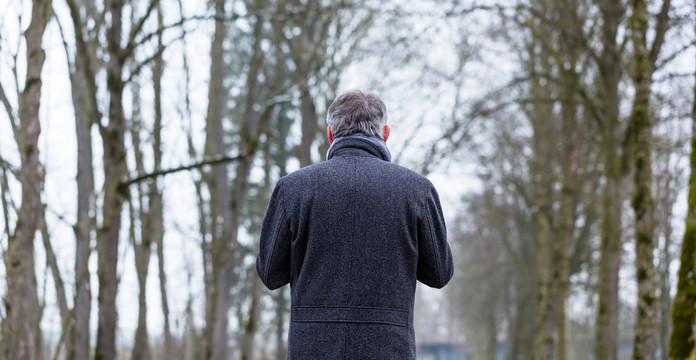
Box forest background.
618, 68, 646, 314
1, 0, 696, 359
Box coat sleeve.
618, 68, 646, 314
416, 182, 454, 288
256, 179, 292, 290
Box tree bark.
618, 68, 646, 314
594, 2, 625, 359
655, 153, 676, 360
554, 81, 579, 360
212, 7, 266, 359
130, 77, 151, 360
202, 0, 232, 358
275, 287, 287, 360
153, 4, 173, 356
525, 26, 555, 359
69, 39, 96, 360
95, 0, 127, 359
628, 0, 658, 358
670, 9, 696, 358
4, 1, 51, 359
63, 2, 99, 358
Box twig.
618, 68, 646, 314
124, 31, 186, 84
1, 167, 12, 245
0, 82, 17, 133
124, 0, 161, 59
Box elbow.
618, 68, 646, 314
437, 264, 454, 288
417, 263, 454, 289
256, 259, 289, 290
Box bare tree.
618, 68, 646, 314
670, 6, 696, 357
60, 0, 101, 357
0, 1, 51, 359
627, 0, 672, 358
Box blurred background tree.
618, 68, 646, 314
0, 0, 694, 359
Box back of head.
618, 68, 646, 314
326, 90, 388, 139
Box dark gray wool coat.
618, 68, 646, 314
256, 134, 454, 359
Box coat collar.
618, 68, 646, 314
326, 133, 392, 162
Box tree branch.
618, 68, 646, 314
120, 154, 250, 188
0, 82, 18, 134
0, 154, 17, 176
519, 9, 606, 136
655, 40, 695, 71
649, 0, 671, 71
123, 0, 161, 60
124, 31, 186, 84
1, 167, 12, 243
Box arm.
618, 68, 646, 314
416, 182, 454, 288
256, 179, 292, 290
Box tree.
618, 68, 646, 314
669, 6, 696, 357
0, 1, 52, 359
627, 0, 672, 358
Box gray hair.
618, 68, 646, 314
326, 90, 388, 139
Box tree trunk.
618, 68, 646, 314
656, 161, 675, 360
4, 1, 50, 359
299, 87, 317, 167
95, 0, 127, 359
130, 77, 151, 360
153, 4, 173, 356
670, 11, 696, 358
202, 1, 230, 358
41, 207, 70, 359
64, 2, 100, 356
594, 1, 624, 359
275, 287, 287, 360
554, 87, 579, 360
241, 130, 274, 360
528, 30, 554, 360
241, 277, 264, 360
552, 4, 583, 357
69, 41, 96, 360
629, 0, 658, 358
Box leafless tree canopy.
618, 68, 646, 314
0, 0, 694, 359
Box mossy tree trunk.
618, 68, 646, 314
528, 31, 555, 360
628, 0, 658, 358
669, 7, 696, 358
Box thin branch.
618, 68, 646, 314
40, 206, 69, 329
52, 3, 74, 70
655, 40, 696, 71
124, 0, 365, 60
124, 32, 186, 84
519, 9, 606, 136
0, 156, 17, 176
124, 14, 234, 59
123, 0, 161, 60
65, 0, 104, 129
120, 154, 250, 188
0, 82, 18, 132
1, 167, 12, 243
649, 0, 672, 70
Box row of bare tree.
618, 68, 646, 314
0, 0, 376, 359
1, 0, 696, 359
444, 0, 696, 359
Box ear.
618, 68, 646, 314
327, 126, 334, 144
383, 125, 390, 142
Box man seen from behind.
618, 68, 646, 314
256, 89, 454, 359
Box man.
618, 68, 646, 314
256, 90, 454, 359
